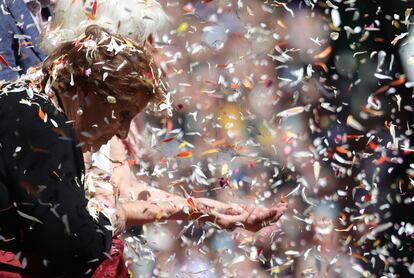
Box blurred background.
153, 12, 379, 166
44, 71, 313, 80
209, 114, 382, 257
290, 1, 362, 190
123, 0, 414, 277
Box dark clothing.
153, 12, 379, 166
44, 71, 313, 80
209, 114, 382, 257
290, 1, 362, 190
0, 80, 112, 276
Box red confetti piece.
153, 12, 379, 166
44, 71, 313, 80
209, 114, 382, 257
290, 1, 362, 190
92, 0, 98, 17
362, 193, 372, 203
176, 151, 192, 158
0, 54, 10, 67
162, 135, 177, 143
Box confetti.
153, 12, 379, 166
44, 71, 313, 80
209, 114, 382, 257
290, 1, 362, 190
175, 151, 193, 158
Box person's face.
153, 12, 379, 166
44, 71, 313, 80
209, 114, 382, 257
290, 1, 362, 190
77, 92, 150, 152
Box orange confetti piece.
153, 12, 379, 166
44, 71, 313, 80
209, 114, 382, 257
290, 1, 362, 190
314, 62, 328, 72
38, 107, 45, 121
336, 146, 348, 154
186, 197, 197, 210
361, 106, 384, 116
277, 20, 287, 29
390, 75, 406, 86
127, 159, 136, 166
314, 46, 332, 59
276, 106, 307, 118
176, 151, 192, 158
167, 120, 173, 131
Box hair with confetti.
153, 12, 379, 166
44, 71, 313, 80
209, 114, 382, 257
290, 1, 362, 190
41, 25, 166, 110
40, 0, 169, 54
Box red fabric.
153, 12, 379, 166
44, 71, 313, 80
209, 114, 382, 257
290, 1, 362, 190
0, 239, 128, 278
0, 250, 22, 278
91, 239, 129, 278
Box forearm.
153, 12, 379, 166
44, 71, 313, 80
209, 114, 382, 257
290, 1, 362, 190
120, 198, 212, 228
126, 178, 186, 204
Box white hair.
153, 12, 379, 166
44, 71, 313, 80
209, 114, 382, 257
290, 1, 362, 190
41, 0, 169, 54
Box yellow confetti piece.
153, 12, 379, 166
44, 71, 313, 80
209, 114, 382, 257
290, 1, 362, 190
200, 148, 219, 157
178, 141, 189, 148
346, 115, 365, 131
221, 164, 229, 176
246, 5, 254, 16
177, 22, 189, 33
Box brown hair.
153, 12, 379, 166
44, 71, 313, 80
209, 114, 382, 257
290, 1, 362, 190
41, 25, 166, 107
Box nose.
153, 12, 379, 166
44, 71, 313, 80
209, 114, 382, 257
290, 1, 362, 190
116, 128, 128, 140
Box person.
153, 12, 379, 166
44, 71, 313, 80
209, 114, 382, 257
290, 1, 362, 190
0, 0, 53, 81
0, 25, 287, 277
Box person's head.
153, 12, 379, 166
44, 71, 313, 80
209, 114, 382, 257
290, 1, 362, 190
41, 25, 166, 152
41, 0, 169, 54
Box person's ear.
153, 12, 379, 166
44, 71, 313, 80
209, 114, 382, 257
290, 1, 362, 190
146, 34, 154, 46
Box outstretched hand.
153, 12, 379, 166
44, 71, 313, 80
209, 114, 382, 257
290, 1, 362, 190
239, 202, 287, 232
196, 198, 287, 232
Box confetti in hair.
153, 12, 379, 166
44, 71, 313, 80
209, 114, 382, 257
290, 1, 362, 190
40, 0, 169, 54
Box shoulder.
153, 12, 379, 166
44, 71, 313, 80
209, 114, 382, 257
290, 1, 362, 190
0, 80, 46, 116
0, 80, 70, 139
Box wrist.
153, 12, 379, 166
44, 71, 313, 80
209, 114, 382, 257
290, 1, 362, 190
193, 198, 215, 222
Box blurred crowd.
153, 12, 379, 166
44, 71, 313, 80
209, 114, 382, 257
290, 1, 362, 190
121, 1, 414, 277
122, 1, 360, 277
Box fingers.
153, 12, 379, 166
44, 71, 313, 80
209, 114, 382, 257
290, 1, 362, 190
210, 202, 288, 232
269, 202, 288, 221
242, 203, 288, 232
210, 210, 247, 230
